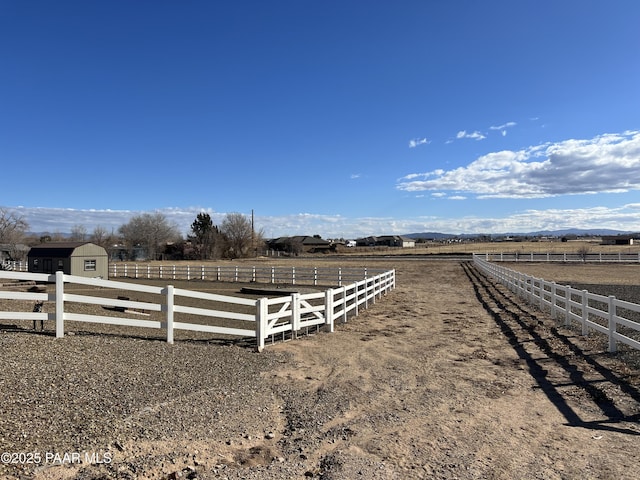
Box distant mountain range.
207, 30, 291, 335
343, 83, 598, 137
404, 228, 637, 240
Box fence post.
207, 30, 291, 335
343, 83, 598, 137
55, 270, 64, 338
256, 297, 268, 352
354, 282, 359, 316
580, 289, 588, 333
165, 285, 174, 344
608, 296, 617, 353
292, 266, 296, 285
342, 286, 348, 323
564, 286, 572, 327
550, 281, 556, 318
325, 289, 334, 333
291, 293, 300, 337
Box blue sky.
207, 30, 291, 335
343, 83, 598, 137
2, 1, 640, 239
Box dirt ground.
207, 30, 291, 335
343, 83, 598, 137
265, 259, 640, 479
2, 258, 640, 479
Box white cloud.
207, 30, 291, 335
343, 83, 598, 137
5, 202, 640, 238
456, 130, 486, 141
409, 137, 429, 148
397, 130, 640, 198
489, 121, 517, 136
350, 173, 361, 179
365, 204, 640, 235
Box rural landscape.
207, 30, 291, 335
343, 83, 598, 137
2, 242, 640, 479
3, 2, 640, 479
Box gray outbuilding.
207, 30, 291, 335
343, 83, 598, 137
28, 242, 109, 278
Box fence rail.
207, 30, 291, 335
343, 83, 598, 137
0, 267, 395, 351
479, 252, 640, 263
108, 263, 388, 286
473, 255, 640, 353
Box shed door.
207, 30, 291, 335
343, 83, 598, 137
43, 259, 53, 274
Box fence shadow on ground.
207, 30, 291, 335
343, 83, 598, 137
462, 262, 640, 436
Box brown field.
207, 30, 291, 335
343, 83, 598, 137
337, 239, 640, 256
1, 257, 640, 479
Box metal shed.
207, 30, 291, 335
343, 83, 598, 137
28, 242, 109, 278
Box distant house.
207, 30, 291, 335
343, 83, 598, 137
28, 242, 109, 278
356, 235, 416, 248
601, 235, 638, 246
267, 236, 334, 254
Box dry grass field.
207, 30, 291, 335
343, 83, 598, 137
1, 255, 640, 479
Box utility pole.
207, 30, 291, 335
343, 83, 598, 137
251, 209, 256, 257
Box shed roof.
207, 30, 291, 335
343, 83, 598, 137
28, 242, 102, 257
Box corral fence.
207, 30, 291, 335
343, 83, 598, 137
1, 261, 25, 271
480, 252, 640, 263
473, 255, 640, 354
108, 263, 388, 286
0, 267, 395, 351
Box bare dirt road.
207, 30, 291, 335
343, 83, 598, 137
2, 259, 639, 479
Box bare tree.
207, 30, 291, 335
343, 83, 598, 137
70, 224, 88, 241
90, 225, 110, 247
220, 213, 254, 259
577, 245, 590, 263
0, 208, 29, 261
118, 213, 182, 260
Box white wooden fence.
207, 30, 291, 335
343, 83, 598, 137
473, 255, 640, 353
0, 268, 395, 351
109, 263, 387, 286
479, 252, 640, 263
1, 261, 26, 271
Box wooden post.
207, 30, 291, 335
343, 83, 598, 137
325, 289, 334, 333
342, 286, 348, 323
354, 282, 359, 316
55, 270, 64, 338
291, 293, 300, 337
581, 290, 588, 334
165, 285, 174, 344
608, 296, 616, 353
256, 297, 268, 352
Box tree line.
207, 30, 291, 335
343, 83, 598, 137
0, 208, 264, 262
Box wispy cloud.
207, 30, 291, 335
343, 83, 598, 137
409, 137, 429, 148
397, 130, 640, 198
489, 121, 517, 136
456, 130, 486, 141
350, 173, 361, 179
